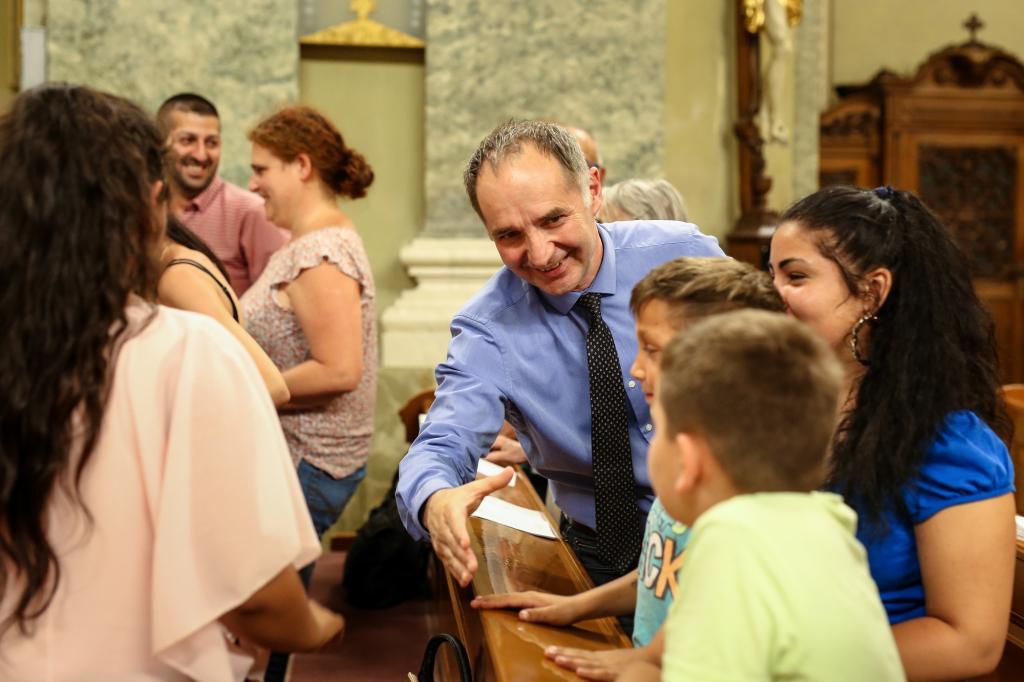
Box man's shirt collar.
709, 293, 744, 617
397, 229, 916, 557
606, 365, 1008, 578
183, 175, 225, 214
540, 223, 618, 315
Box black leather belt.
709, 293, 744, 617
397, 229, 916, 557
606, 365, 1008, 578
561, 514, 596, 536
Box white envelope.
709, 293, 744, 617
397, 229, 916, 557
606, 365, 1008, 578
476, 458, 517, 486
472, 496, 557, 539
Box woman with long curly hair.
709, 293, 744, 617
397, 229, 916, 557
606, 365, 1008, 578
0, 84, 342, 681
769, 185, 1016, 680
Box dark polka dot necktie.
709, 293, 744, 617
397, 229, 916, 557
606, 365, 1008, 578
577, 292, 643, 574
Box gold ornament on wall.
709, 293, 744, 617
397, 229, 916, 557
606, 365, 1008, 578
743, 0, 802, 34
301, 0, 424, 49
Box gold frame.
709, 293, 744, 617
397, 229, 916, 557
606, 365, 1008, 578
4, 0, 22, 95
300, 0, 424, 50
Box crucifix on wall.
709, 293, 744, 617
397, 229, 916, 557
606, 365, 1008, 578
964, 12, 984, 43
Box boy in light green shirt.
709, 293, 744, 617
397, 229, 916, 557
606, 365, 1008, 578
622, 310, 905, 681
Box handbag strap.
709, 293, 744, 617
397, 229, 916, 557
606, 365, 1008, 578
415, 633, 472, 682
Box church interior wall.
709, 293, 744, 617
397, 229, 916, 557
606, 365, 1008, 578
832, 0, 1024, 86
663, 0, 739, 240
1, 2, 16, 113
43, 0, 299, 189
298, 48, 423, 321
297, 47, 432, 535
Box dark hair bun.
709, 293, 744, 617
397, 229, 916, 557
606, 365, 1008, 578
331, 148, 374, 199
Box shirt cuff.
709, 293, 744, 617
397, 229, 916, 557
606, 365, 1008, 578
398, 475, 459, 542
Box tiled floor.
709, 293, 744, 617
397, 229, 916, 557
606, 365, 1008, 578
288, 551, 435, 681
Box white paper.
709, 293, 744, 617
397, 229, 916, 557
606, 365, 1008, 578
476, 458, 517, 486
1016, 515, 1024, 540
472, 496, 557, 539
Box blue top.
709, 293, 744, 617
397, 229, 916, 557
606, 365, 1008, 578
854, 410, 1014, 624
633, 498, 690, 647
396, 221, 724, 540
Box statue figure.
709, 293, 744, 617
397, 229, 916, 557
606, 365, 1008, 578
743, 0, 802, 144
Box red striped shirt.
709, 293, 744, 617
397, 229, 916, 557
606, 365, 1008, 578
177, 176, 289, 296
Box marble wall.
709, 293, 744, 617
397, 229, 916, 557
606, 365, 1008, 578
424, 0, 667, 237
792, 0, 827, 203
663, 1, 737, 238
46, 0, 298, 187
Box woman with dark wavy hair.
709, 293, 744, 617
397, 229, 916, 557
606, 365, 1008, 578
0, 84, 342, 681
769, 185, 1016, 680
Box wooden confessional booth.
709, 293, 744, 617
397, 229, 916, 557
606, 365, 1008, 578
819, 37, 1024, 384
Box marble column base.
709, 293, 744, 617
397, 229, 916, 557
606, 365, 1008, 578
381, 235, 502, 369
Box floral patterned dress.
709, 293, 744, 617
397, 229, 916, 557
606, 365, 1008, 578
241, 226, 377, 480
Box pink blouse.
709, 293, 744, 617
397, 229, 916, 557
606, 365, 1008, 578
241, 227, 377, 479
0, 302, 321, 681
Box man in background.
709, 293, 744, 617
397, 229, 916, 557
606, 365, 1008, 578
565, 124, 606, 184
157, 93, 287, 295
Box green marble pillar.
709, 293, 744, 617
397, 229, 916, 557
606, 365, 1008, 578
46, 0, 297, 188
793, 0, 826, 201
382, 0, 668, 370
424, 0, 667, 237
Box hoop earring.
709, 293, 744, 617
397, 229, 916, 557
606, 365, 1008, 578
849, 314, 878, 366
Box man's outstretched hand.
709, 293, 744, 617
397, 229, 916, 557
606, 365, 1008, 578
422, 467, 515, 587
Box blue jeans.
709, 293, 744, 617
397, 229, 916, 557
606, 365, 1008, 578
264, 460, 366, 682
297, 458, 367, 538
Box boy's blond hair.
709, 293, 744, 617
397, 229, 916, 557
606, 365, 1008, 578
630, 257, 783, 325
658, 310, 842, 492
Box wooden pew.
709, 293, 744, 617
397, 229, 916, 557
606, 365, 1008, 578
1000, 385, 1024, 515
429, 466, 631, 681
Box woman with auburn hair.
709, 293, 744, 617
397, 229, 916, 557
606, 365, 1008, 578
242, 106, 377, 539
0, 84, 342, 681
769, 185, 1016, 680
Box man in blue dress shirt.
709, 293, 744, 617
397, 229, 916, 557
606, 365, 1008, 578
396, 120, 724, 588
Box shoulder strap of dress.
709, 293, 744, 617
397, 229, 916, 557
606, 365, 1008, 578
165, 258, 240, 323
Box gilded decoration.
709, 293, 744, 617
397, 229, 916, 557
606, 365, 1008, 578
742, 0, 802, 34
301, 0, 424, 49
4, 1, 21, 95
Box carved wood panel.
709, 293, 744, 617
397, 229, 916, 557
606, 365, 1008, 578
819, 169, 858, 188
917, 145, 1017, 279
821, 36, 1024, 381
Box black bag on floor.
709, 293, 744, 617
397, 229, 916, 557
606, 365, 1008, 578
342, 471, 432, 608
